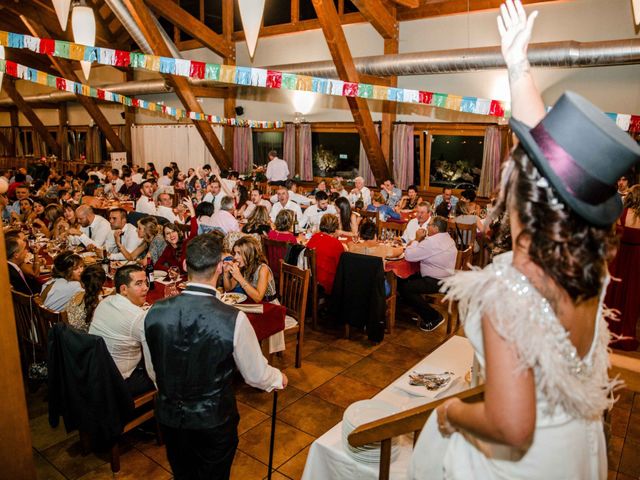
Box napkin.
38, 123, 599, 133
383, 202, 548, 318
394, 373, 460, 400
235, 304, 264, 314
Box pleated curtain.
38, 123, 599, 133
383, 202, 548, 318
298, 123, 313, 181
283, 123, 297, 177
358, 124, 380, 187
478, 126, 502, 197
233, 126, 253, 174
392, 124, 414, 189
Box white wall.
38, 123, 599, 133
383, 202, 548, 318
0, 0, 638, 127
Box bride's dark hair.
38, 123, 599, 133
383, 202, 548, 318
492, 146, 618, 303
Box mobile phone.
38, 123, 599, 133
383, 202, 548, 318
223, 256, 234, 262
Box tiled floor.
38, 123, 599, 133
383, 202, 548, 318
27, 315, 640, 479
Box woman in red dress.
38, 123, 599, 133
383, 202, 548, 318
606, 184, 640, 350
306, 214, 346, 294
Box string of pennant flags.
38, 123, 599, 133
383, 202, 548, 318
0, 29, 639, 133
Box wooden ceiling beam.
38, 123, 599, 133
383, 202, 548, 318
391, 0, 419, 8
19, 15, 127, 154
122, 0, 231, 170
3, 78, 61, 158
312, 0, 390, 184
222, 0, 236, 160
190, 86, 236, 99
397, 0, 559, 21
144, 0, 235, 59
350, 0, 397, 39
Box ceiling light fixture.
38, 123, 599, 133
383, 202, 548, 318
71, 1, 96, 81
52, 0, 72, 31
238, 0, 266, 60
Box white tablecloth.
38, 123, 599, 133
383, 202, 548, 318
301, 335, 474, 480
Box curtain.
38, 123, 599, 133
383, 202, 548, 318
131, 124, 224, 174
233, 126, 253, 174
283, 123, 297, 176
358, 124, 380, 187
298, 123, 312, 181
392, 124, 414, 189
478, 126, 502, 197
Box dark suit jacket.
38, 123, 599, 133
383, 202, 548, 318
9, 264, 39, 296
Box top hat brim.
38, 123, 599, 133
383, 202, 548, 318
509, 117, 622, 228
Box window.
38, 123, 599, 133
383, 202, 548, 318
67, 129, 87, 160
21, 130, 34, 156
204, 0, 223, 34
253, 131, 284, 167
299, 0, 317, 20
179, 0, 200, 41
428, 134, 484, 190
264, 0, 292, 26
343, 0, 359, 14
311, 132, 359, 179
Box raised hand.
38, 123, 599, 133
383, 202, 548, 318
497, 0, 538, 68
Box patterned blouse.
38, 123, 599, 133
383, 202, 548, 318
147, 234, 167, 264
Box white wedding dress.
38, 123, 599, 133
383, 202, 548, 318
408, 252, 617, 480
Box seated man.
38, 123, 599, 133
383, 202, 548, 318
118, 172, 141, 199
347, 176, 372, 207
243, 188, 272, 219
269, 179, 311, 206
144, 233, 286, 480
156, 192, 183, 224
300, 191, 336, 231
104, 168, 123, 197
108, 208, 143, 260
202, 179, 224, 212
68, 205, 113, 249
380, 178, 402, 208
209, 196, 240, 234
400, 216, 457, 332
433, 187, 459, 212
269, 186, 303, 225
135, 180, 158, 216
89, 264, 155, 397
6, 232, 40, 295
402, 201, 432, 243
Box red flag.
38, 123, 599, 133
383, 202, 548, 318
39, 38, 55, 55
419, 91, 433, 104
629, 115, 640, 133
489, 100, 505, 117
342, 82, 358, 97
190, 61, 206, 79
55, 78, 66, 91
114, 50, 130, 67
266, 70, 282, 88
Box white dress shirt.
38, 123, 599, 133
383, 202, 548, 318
104, 178, 124, 196
269, 190, 311, 206
203, 191, 225, 212
243, 199, 272, 218
136, 195, 158, 215
405, 232, 457, 279
402, 217, 431, 243
146, 283, 283, 391
110, 223, 144, 260
157, 205, 181, 224
269, 200, 303, 224
131, 173, 143, 184
348, 186, 372, 207
265, 158, 289, 182
69, 214, 113, 248
41, 278, 83, 313
89, 294, 148, 380
158, 175, 172, 187
300, 204, 337, 230
210, 210, 240, 234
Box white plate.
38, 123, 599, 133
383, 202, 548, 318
394, 372, 459, 399
153, 270, 168, 280
80, 252, 96, 258
385, 253, 405, 261
220, 292, 247, 305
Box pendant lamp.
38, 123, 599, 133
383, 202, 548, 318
52, 0, 72, 31
633, 0, 640, 25
72, 1, 96, 81
237, 0, 266, 59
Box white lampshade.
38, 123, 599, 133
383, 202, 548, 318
72, 4, 96, 81
633, 0, 640, 25
0, 46, 4, 95
238, 0, 266, 59
52, 0, 72, 31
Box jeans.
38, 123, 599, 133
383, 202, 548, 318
398, 274, 442, 323
161, 414, 240, 480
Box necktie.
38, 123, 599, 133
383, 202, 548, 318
88, 226, 93, 239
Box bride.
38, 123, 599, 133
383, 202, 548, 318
408, 1, 640, 478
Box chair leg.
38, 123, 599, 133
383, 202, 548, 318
79, 431, 91, 455
295, 330, 302, 368
344, 324, 350, 339
155, 419, 164, 446
110, 442, 120, 473
312, 287, 318, 330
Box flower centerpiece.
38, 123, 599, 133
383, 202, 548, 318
313, 145, 338, 175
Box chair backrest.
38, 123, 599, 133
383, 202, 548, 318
262, 237, 292, 287
278, 260, 310, 322
360, 209, 379, 225
453, 222, 476, 251
377, 220, 406, 240
455, 246, 473, 271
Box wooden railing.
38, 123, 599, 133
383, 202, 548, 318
347, 384, 485, 480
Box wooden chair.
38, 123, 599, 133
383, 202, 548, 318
453, 222, 477, 252
384, 271, 397, 334
377, 220, 406, 239
11, 290, 46, 373
347, 385, 485, 480
360, 209, 379, 225
278, 260, 310, 368
303, 247, 320, 330
262, 237, 292, 287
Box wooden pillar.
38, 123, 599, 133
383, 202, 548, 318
57, 103, 68, 162
223, 0, 236, 166
381, 37, 398, 173
0, 229, 37, 479
123, 71, 135, 164
10, 108, 20, 157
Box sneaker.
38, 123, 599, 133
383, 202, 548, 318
419, 315, 445, 332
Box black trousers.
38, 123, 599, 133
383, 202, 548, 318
398, 274, 442, 322
161, 415, 240, 480
124, 363, 155, 398
268, 180, 286, 186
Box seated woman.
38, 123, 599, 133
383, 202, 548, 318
223, 236, 277, 303
43, 204, 64, 239
51, 202, 79, 240
398, 185, 423, 211
40, 251, 84, 312
306, 214, 347, 294
461, 189, 481, 215
309, 179, 327, 197
330, 179, 349, 198
267, 209, 298, 243
335, 197, 359, 236
11, 197, 34, 224
234, 184, 250, 218
155, 223, 188, 272
188, 201, 220, 235
115, 216, 166, 263
27, 198, 52, 237
348, 221, 404, 260
65, 263, 106, 332
367, 194, 402, 221
242, 205, 271, 236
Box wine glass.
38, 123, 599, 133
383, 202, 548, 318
168, 266, 180, 284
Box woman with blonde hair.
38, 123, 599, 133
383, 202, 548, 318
242, 205, 271, 236
115, 216, 166, 263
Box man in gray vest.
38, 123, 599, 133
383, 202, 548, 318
144, 233, 287, 479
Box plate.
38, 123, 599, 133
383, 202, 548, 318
385, 253, 405, 261
80, 252, 96, 258
219, 292, 247, 305
153, 270, 168, 280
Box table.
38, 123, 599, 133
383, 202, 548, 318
301, 335, 474, 480
384, 258, 419, 279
